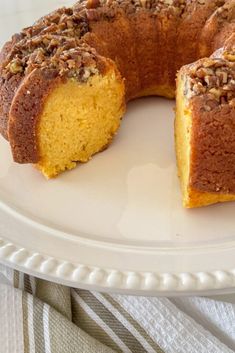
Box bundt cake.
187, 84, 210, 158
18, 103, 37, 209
0, 0, 235, 208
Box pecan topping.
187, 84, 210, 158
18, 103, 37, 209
185, 54, 235, 108
3, 34, 100, 83
7, 59, 23, 74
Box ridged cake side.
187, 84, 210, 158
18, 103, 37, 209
176, 41, 235, 207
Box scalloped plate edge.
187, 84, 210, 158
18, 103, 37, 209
1, 237, 235, 296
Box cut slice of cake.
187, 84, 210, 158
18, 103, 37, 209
176, 51, 235, 208
7, 43, 125, 178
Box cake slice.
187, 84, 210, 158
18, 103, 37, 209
176, 48, 235, 208
6, 42, 125, 178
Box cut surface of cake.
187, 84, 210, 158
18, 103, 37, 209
35, 71, 124, 178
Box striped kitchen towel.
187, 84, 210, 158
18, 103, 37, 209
0, 264, 235, 353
